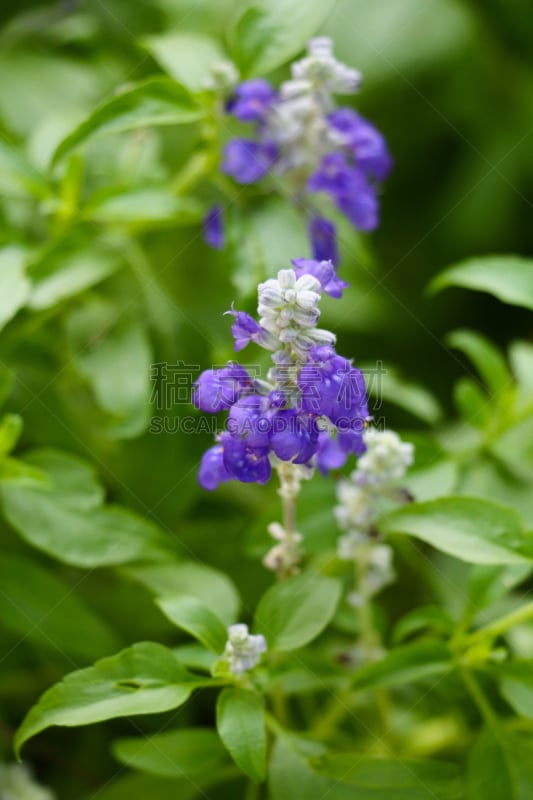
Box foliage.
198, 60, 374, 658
0, 0, 532, 798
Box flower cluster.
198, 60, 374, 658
222, 624, 267, 676
192, 260, 369, 490
336, 428, 414, 606
212, 38, 392, 263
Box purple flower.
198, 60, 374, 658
269, 409, 318, 464
329, 108, 392, 180
227, 394, 273, 449
203, 204, 224, 250
226, 79, 277, 123
316, 428, 366, 474
222, 139, 278, 184
199, 444, 231, 490
225, 307, 275, 352
193, 364, 254, 413
308, 216, 339, 265
221, 433, 272, 484
308, 153, 379, 231
298, 345, 368, 427
292, 257, 348, 300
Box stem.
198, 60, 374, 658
460, 666, 499, 729
464, 599, 533, 647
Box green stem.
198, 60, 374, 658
460, 667, 499, 729
464, 599, 533, 647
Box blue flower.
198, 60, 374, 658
226, 79, 277, 123
199, 444, 231, 490
192, 364, 254, 413
203, 204, 224, 250
269, 408, 319, 464
308, 153, 379, 231
298, 345, 368, 428
222, 139, 278, 184
225, 307, 277, 352
308, 216, 339, 265
221, 433, 272, 484
328, 108, 392, 181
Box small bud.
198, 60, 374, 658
223, 624, 267, 676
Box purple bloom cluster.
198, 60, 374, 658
205, 39, 392, 264
192, 260, 369, 490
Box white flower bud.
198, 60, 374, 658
356, 429, 414, 488
223, 624, 267, 675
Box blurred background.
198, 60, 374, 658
0, 0, 531, 796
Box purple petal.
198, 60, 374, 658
292, 256, 348, 300
221, 434, 272, 484
226, 79, 277, 123
203, 204, 224, 250
222, 139, 278, 184
308, 216, 339, 266
192, 364, 253, 413
199, 444, 231, 490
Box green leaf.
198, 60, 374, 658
468, 564, 533, 613
81, 774, 195, 800
113, 727, 227, 778
430, 255, 533, 311
498, 661, 533, 720
0, 553, 119, 660
15, 642, 208, 755
392, 606, 455, 645
453, 378, 490, 428
254, 572, 341, 651
156, 595, 227, 653
313, 753, 462, 799
352, 641, 452, 691
143, 32, 226, 91
84, 187, 204, 227
510, 340, 533, 402
229, 0, 336, 77
53, 77, 205, 163
1, 472, 171, 567
446, 329, 511, 397
0, 138, 51, 199
216, 688, 266, 782
380, 497, 533, 565
65, 301, 152, 439
2, 448, 105, 507
124, 562, 240, 626
269, 738, 462, 800
28, 238, 122, 310
0, 246, 31, 330
362, 363, 442, 425
467, 727, 533, 800
0, 413, 23, 455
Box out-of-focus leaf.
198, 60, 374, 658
113, 727, 227, 778
498, 661, 533, 720
53, 77, 205, 163
322, 0, 474, 86
392, 606, 455, 644
0, 413, 23, 455
229, 0, 336, 77
143, 32, 226, 91
0, 553, 119, 660
446, 329, 511, 397
84, 187, 204, 226
0, 246, 31, 330
156, 595, 227, 653
468, 564, 533, 614
28, 238, 122, 310
15, 642, 210, 755
352, 641, 452, 691
509, 340, 533, 404
313, 753, 462, 799
65, 302, 152, 439
362, 363, 443, 424
0, 450, 173, 567
467, 727, 533, 800
254, 572, 341, 651
0, 138, 51, 199
430, 255, 533, 311
453, 378, 490, 428
217, 688, 266, 782
124, 561, 240, 625
81, 774, 195, 800
380, 497, 533, 565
